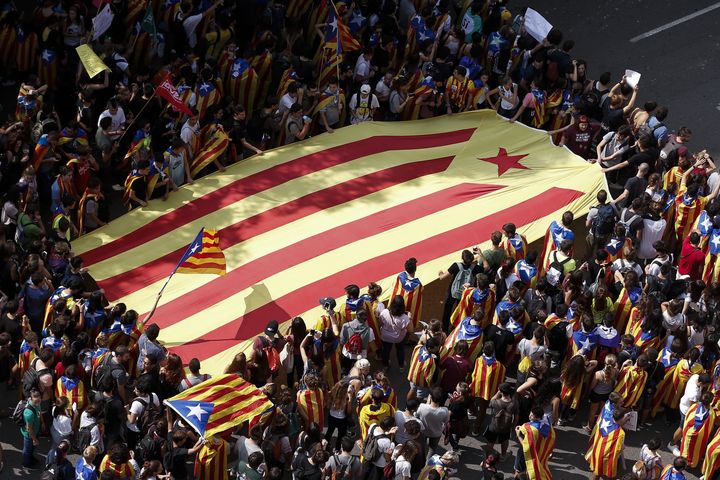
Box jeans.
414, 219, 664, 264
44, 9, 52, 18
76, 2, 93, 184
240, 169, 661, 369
381, 340, 405, 369
22, 435, 35, 467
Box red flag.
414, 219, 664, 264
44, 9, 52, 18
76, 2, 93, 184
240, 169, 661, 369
156, 75, 194, 117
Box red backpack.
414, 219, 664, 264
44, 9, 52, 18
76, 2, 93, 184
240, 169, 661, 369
345, 333, 364, 356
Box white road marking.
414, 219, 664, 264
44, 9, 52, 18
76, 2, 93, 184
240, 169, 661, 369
629, 1, 720, 42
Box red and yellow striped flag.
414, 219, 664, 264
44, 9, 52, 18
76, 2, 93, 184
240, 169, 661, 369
166, 374, 273, 438
175, 228, 227, 276
70, 112, 605, 375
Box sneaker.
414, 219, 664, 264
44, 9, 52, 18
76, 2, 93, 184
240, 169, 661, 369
667, 441, 676, 452
557, 419, 566, 426
671, 446, 681, 457
112, 184, 124, 191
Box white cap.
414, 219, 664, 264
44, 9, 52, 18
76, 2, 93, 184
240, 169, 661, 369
360, 84, 371, 94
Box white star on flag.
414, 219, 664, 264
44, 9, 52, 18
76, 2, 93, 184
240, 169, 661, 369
579, 337, 593, 352
608, 239, 620, 249
189, 242, 201, 254
712, 234, 720, 249
42, 50, 52, 62
600, 418, 612, 431
187, 403, 209, 421
662, 349, 672, 364
328, 16, 338, 35
418, 29, 430, 42
701, 216, 713, 232
350, 12, 365, 28
199, 83, 211, 95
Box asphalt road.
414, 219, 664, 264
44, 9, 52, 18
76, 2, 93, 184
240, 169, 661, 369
541, 0, 720, 155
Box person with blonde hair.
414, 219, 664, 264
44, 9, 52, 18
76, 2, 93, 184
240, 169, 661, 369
75, 445, 98, 480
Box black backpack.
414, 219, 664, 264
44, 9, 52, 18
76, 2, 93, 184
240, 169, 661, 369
361, 425, 387, 467
74, 423, 95, 453
12, 399, 31, 426
135, 430, 163, 463
133, 395, 162, 432
636, 121, 665, 148
592, 203, 616, 236
92, 355, 122, 390
22, 358, 49, 398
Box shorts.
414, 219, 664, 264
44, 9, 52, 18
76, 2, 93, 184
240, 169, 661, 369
484, 428, 511, 444
410, 383, 430, 400
589, 390, 611, 404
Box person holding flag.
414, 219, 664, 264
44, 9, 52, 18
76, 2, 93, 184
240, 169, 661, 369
514, 405, 555, 480
585, 408, 626, 480
613, 271, 643, 334
679, 392, 715, 468
296, 373, 326, 431
449, 273, 495, 329
540, 212, 575, 273
674, 164, 720, 242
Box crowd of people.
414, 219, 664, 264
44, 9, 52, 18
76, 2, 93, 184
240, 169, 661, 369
0, 0, 718, 479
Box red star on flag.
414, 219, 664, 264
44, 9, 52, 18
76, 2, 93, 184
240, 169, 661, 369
478, 148, 530, 176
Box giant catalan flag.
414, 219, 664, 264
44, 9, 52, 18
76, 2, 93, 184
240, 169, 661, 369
165, 374, 274, 438
71, 111, 606, 374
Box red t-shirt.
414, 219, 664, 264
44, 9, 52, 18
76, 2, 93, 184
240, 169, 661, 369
439, 355, 470, 393
678, 236, 705, 279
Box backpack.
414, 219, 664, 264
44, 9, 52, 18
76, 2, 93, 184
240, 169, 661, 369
636, 121, 665, 148
135, 431, 163, 463
14, 212, 35, 249
133, 395, 162, 432
40, 465, 59, 480
74, 423, 95, 453
546, 251, 571, 287
493, 401, 515, 432
12, 399, 31, 426
619, 208, 640, 237
22, 358, 49, 398
450, 262, 474, 300
592, 204, 616, 236
92, 354, 122, 390
361, 425, 387, 466
345, 332, 364, 357
331, 454, 356, 480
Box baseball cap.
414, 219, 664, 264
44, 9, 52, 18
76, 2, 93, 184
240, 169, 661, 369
319, 297, 337, 310
265, 320, 279, 336
578, 115, 589, 124
360, 84, 371, 94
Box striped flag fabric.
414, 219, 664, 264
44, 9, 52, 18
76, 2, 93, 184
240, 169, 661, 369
680, 402, 715, 467
470, 354, 505, 401
519, 417, 555, 480
175, 228, 227, 276
585, 416, 625, 478
70, 111, 605, 375
449, 286, 495, 329
613, 365, 648, 409
165, 374, 273, 438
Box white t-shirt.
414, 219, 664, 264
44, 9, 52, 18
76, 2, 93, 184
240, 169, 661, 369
52, 414, 73, 437
379, 310, 411, 343
182, 13, 204, 48
98, 108, 126, 139
80, 411, 104, 452
127, 393, 160, 432
394, 455, 412, 480
369, 425, 395, 468
611, 259, 643, 278
349, 93, 379, 124
234, 436, 262, 464
638, 218, 667, 260
375, 79, 391, 102
662, 309, 685, 333
354, 55, 371, 80
279, 93, 296, 113
679, 374, 702, 415
181, 121, 199, 146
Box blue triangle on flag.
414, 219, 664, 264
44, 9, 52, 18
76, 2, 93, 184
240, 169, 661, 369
166, 400, 214, 436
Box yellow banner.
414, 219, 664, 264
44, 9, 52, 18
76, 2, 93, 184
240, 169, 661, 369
76, 44, 110, 79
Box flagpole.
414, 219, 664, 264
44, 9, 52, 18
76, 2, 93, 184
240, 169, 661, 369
118, 91, 157, 142
142, 270, 176, 325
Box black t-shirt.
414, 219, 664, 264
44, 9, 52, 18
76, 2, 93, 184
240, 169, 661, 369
102, 394, 126, 439
230, 120, 247, 145
294, 456, 323, 480
619, 207, 645, 235
131, 176, 148, 205
483, 324, 515, 363
0, 313, 22, 346
547, 49, 573, 76
627, 149, 659, 172
546, 321, 569, 352
601, 104, 624, 132
165, 447, 189, 479
622, 177, 648, 208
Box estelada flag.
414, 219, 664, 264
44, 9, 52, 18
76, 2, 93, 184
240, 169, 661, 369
449, 286, 495, 330
585, 417, 625, 478
519, 417, 555, 480
165, 374, 273, 438
703, 427, 720, 480
470, 354, 505, 401
156, 75, 194, 116
71, 111, 605, 374
613, 365, 648, 409
680, 402, 716, 467
175, 228, 227, 276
